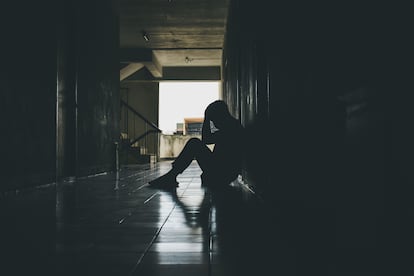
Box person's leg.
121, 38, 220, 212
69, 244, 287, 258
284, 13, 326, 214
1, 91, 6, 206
149, 138, 213, 188
172, 137, 213, 174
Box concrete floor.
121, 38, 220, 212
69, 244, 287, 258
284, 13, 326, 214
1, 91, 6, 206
0, 160, 402, 275
55, 161, 282, 276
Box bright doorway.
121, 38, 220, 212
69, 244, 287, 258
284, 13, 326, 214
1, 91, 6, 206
159, 81, 220, 135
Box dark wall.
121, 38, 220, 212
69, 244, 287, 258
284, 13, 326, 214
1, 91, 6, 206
1, 0, 120, 191
1, 1, 119, 273
223, 1, 409, 274
1, 0, 58, 191
222, 0, 406, 203
57, 0, 77, 180
76, 0, 120, 176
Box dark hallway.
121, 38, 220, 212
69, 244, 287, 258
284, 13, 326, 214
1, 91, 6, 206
1, 161, 292, 275
1, 0, 412, 275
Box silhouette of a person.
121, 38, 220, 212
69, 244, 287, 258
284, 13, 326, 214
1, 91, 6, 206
149, 100, 244, 189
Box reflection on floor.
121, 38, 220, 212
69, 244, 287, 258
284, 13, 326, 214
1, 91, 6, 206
1, 160, 397, 275
52, 160, 278, 275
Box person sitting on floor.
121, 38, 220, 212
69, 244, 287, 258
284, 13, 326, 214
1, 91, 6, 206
149, 100, 244, 189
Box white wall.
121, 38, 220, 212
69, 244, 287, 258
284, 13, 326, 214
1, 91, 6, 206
160, 134, 214, 159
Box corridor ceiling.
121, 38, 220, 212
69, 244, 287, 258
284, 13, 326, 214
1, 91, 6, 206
119, 0, 230, 81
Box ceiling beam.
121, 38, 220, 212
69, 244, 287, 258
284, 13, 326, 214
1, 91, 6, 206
143, 52, 162, 78
120, 63, 145, 81
120, 48, 152, 63
162, 66, 221, 81
120, 48, 162, 78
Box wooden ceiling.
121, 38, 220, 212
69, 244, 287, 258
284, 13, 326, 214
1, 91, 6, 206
119, 0, 230, 80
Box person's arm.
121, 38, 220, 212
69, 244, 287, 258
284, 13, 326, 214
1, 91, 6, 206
202, 115, 215, 144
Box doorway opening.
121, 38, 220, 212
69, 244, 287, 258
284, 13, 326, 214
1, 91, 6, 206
159, 81, 220, 134
158, 81, 220, 158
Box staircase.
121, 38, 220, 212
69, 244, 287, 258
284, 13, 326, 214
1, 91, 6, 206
120, 94, 161, 166
120, 133, 156, 165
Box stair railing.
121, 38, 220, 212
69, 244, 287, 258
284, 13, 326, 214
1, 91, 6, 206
120, 99, 161, 162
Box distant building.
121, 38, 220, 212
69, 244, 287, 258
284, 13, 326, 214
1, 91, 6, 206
184, 117, 203, 135
174, 123, 184, 135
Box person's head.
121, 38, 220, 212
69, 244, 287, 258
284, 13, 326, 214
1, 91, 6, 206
205, 100, 231, 128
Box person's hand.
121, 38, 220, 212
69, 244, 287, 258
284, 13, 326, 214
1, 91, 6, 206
210, 120, 219, 133
204, 109, 210, 119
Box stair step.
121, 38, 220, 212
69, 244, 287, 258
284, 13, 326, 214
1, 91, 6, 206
120, 148, 155, 165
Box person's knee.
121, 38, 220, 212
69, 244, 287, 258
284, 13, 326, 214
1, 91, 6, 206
187, 137, 202, 147
185, 138, 204, 153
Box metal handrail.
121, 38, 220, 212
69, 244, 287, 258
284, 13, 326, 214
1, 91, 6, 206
120, 99, 162, 153
128, 129, 160, 147
120, 100, 161, 132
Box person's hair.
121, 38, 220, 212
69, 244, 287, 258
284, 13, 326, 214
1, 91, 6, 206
206, 100, 230, 119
